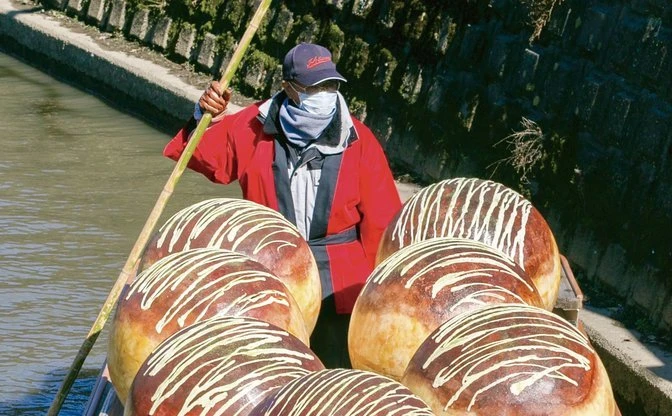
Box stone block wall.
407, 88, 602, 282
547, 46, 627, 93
530, 1, 672, 334
44, 0, 672, 334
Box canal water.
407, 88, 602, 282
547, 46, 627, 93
0, 51, 240, 414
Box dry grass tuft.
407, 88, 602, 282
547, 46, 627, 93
527, 0, 563, 41
489, 117, 545, 184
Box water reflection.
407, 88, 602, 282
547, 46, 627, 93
0, 51, 240, 414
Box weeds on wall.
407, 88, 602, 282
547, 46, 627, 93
485, 115, 574, 206
524, 0, 563, 41
488, 117, 545, 186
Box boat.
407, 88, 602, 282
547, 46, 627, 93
83, 362, 122, 416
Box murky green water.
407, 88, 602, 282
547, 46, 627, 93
0, 52, 240, 415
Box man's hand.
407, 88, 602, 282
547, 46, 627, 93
198, 81, 232, 118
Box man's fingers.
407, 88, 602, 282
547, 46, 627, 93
210, 81, 223, 96
201, 103, 220, 115
201, 93, 224, 107
205, 88, 219, 101
205, 88, 228, 105
200, 98, 227, 115
198, 81, 229, 116
208, 99, 227, 110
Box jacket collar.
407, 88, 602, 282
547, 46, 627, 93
257, 91, 358, 154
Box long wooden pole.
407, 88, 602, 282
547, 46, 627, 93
47, 1, 272, 413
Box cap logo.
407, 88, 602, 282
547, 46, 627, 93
306, 56, 331, 69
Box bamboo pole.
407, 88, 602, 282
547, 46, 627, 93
47, 1, 272, 413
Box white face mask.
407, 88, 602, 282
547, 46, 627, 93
298, 91, 338, 116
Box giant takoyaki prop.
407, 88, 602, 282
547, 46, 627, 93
108, 247, 309, 403
139, 198, 322, 332
377, 178, 561, 309
249, 368, 434, 415
349, 237, 544, 380
402, 304, 616, 415
125, 315, 325, 415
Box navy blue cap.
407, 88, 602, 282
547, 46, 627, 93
282, 43, 347, 86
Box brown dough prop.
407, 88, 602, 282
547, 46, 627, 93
349, 237, 544, 381
108, 248, 309, 404
249, 368, 434, 415
139, 198, 321, 333
125, 316, 325, 416
377, 178, 561, 310
402, 304, 616, 416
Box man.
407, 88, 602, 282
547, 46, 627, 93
164, 43, 402, 367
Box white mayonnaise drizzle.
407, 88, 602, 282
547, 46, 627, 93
369, 238, 535, 306
125, 248, 291, 333
142, 316, 319, 416
418, 304, 593, 411
392, 179, 532, 268
258, 369, 434, 415
155, 199, 301, 255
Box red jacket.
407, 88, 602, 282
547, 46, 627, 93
164, 96, 401, 313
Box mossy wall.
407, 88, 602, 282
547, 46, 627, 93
47, 0, 672, 335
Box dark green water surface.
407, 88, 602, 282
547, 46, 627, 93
0, 51, 240, 415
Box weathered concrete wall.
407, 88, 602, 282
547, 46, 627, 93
38, 0, 672, 334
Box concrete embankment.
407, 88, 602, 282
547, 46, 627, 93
0, 0, 214, 132
1, 0, 671, 414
